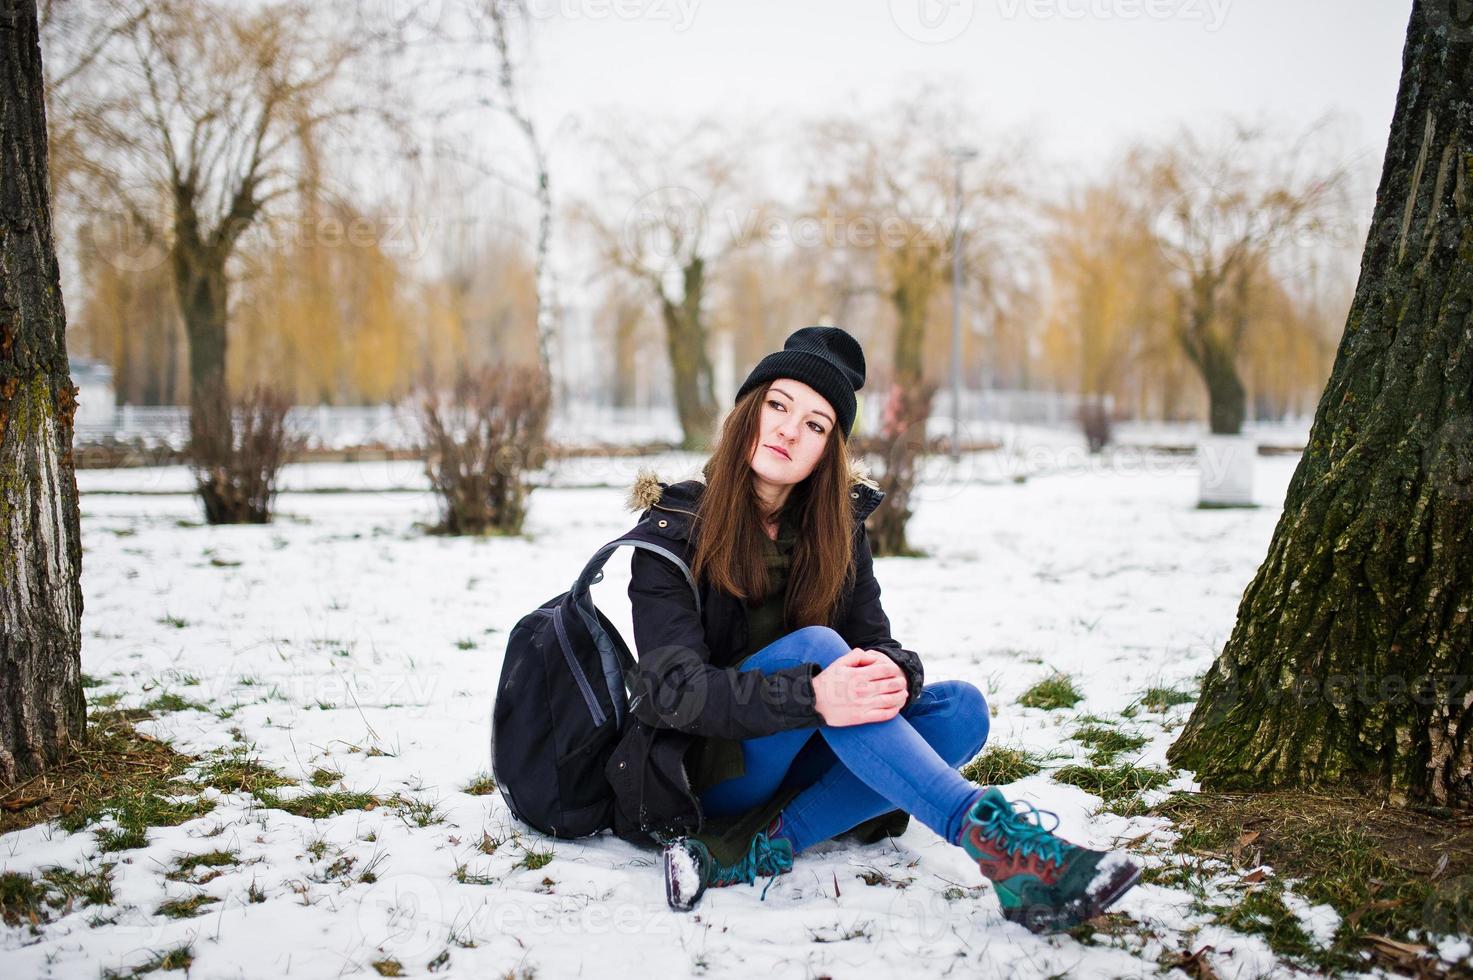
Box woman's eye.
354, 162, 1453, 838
770, 399, 823, 434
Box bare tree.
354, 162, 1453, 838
804, 91, 1031, 554
1, 0, 85, 785
1129, 121, 1351, 434
1168, 0, 1473, 807
578, 118, 760, 450
1041, 178, 1173, 451
49, 0, 405, 521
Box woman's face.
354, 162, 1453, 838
747, 378, 835, 486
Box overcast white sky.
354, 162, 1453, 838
516, 0, 1412, 184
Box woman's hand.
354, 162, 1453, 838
813, 649, 908, 726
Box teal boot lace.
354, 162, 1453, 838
708, 832, 794, 900
972, 792, 1075, 867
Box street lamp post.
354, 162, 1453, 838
948, 145, 978, 463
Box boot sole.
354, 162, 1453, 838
1002, 859, 1143, 934
664, 840, 708, 912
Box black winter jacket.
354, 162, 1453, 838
604, 462, 926, 852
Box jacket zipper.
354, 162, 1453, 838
652, 500, 700, 522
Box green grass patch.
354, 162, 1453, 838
462, 773, 497, 796
39, 864, 117, 909
1137, 686, 1196, 712
1053, 762, 1171, 806
1017, 672, 1082, 710
516, 843, 554, 871
0, 717, 207, 849
391, 794, 445, 828
193, 751, 294, 795
1151, 789, 1473, 975
1070, 724, 1149, 765
88, 706, 153, 725
0, 866, 118, 925
101, 943, 194, 979
959, 745, 1046, 785
155, 894, 218, 919
454, 862, 497, 885
144, 693, 211, 714
95, 827, 150, 852
309, 767, 343, 788
62, 787, 216, 848
257, 790, 381, 819
1202, 877, 1318, 961
165, 850, 239, 884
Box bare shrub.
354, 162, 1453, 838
185, 385, 301, 525
1078, 396, 1113, 454
857, 379, 937, 557
417, 366, 552, 536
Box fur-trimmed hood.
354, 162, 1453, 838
624, 456, 884, 523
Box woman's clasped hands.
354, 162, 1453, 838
812, 648, 908, 726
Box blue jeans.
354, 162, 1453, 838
698, 625, 991, 854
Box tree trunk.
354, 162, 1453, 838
869, 243, 942, 557
659, 256, 716, 451
1168, 0, 1473, 806
0, 0, 86, 786
867, 380, 935, 557
1200, 333, 1247, 434
173, 234, 242, 522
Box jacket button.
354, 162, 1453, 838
617, 761, 626, 769
657, 519, 668, 528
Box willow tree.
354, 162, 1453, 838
579, 118, 755, 450
51, 0, 402, 521
0, 0, 85, 785
808, 88, 1030, 555
1169, 0, 1473, 806
1130, 122, 1349, 435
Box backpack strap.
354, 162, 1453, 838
568, 537, 700, 729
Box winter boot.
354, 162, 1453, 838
663, 825, 795, 912
957, 787, 1141, 932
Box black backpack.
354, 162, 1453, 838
491, 532, 700, 838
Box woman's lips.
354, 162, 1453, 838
766, 445, 790, 460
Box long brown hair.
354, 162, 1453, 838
691, 384, 856, 630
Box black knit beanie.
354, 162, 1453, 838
734, 326, 866, 438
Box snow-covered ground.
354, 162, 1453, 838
2, 440, 1457, 978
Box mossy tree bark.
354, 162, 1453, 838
0, 0, 86, 785
1168, 0, 1473, 806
